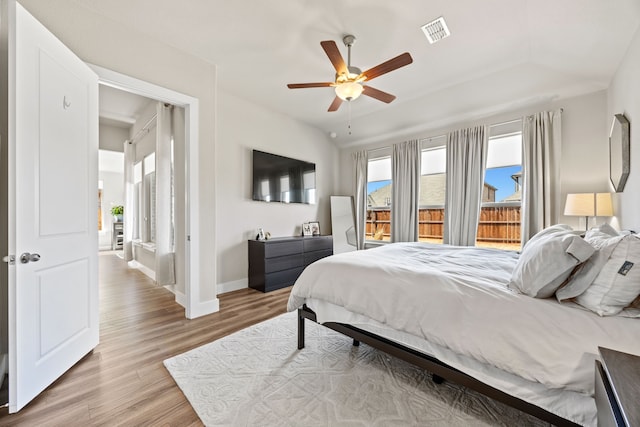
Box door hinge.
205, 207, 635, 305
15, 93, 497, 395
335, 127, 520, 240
2, 255, 15, 265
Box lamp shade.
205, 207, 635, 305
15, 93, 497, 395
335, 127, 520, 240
564, 193, 594, 217
596, 193, 613, 216
335, 82, 364, 101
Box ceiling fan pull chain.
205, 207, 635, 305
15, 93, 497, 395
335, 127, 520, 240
348, 101, 352, 135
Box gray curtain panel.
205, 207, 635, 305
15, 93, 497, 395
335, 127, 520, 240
123, 140, 135, 262
391, 140, 421, 242
521, 110, 562, 245
155, 102, 176, 286
443, 125, 488, 246
352, 150, 368, 250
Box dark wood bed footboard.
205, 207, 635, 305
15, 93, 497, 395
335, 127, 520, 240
297, 305, 580, 427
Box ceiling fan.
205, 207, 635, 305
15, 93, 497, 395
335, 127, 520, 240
287, 35, 413, 112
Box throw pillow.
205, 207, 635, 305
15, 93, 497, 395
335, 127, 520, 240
510, 224, 595, 298
556, 230, 622, 302
574, 234, 640, 316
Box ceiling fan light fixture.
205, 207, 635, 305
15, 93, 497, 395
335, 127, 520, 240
335, 81, 363, 101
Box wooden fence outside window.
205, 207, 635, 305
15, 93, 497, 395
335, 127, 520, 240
366, 202, 521, 247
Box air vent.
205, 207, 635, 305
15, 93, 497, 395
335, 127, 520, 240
421, 17, 450, 44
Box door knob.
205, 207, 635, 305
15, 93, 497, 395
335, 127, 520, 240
20, 252, 41, 264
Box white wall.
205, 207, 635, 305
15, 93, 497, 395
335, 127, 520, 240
338, 90, 609, 231
99, 124, 128, 152
608, 27, 640, 232
215, 91, 339, 293
21, 0, 219, 307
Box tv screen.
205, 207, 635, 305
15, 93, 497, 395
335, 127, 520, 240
252, 150, 316, 204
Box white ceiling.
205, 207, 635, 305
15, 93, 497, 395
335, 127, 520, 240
87, 0, 640, 147
99, 85, 153, 129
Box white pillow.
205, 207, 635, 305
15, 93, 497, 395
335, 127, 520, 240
574, 234, 640, 316
594, 223, 620, 237
510, 224, 595, 298
555, 230, 623, 302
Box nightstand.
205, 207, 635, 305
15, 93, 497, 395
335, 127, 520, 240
595, 347, 640, 427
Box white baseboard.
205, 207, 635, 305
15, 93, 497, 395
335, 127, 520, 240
127, 260, 156, 281
217, 278, 248, 295
174, 291, 217, 319
186, 298, 220, 319
175, 290, 186, 308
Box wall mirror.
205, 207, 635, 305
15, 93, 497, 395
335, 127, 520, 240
609, 113, 630, 192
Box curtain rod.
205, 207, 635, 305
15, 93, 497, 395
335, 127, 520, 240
365, 109, 563, 154
367, 134, 448, 155
127, 113, 157, 145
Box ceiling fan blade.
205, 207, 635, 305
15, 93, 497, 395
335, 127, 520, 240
320, 40, 347, 75
287, 82, 333, 89
359, 52, 413, 81
362, 86, 396, 103
328, 96, 343, 112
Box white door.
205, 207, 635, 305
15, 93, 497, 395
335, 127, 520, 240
7, 1, 99, 412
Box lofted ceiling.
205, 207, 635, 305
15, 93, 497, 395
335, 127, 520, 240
84, 0, 640, 147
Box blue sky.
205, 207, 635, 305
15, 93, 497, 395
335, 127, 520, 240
367, 180, 390, 194
367, 165, 522, 202
485, 165, 521, 201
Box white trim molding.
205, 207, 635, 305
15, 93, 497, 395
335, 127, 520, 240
89, 64, 206, 318
217, 278, 248, 295
187, 298, 220, 320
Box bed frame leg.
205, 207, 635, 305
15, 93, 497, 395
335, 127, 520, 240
297, 309, 305, 350
432, 374, 444, 384
352, 339, 360, 347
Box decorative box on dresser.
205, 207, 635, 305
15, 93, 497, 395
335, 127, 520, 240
595, 346, 640, 427
248, 236, 333, 292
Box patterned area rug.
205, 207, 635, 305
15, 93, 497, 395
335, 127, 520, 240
164, 311, 550, 427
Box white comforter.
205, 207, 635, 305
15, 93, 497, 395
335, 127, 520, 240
287, 242, 640, 395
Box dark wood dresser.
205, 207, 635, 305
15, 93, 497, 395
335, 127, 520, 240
595, 347, 640, 427
248, 236, 333, 292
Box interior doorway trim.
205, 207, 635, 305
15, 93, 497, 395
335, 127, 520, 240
90, 64, 201, 319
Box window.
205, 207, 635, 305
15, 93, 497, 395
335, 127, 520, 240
476, 132, 522, 250
133, 161, 142, 240
366, 156, 392, 241
144, 153, 156, 243
132, 153, 157, 244
419, 146, 446, 244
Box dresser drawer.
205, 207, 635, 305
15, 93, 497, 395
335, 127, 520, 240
303, 237, 332, 252
264, 240, 304, 258
264, 267, 305, 291
304, 249, 332, 265
265, 254, 304, 273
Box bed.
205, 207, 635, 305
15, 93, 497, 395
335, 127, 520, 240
286, 227, 640, 427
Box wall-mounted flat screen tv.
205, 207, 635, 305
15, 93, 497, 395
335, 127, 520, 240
252, 150, 316, 204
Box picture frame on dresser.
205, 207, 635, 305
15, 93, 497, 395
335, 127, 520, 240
309, 221, 320, 236
302, 223, 312, 236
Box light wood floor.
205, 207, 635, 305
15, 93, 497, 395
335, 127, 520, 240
0, 252, 291, 426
